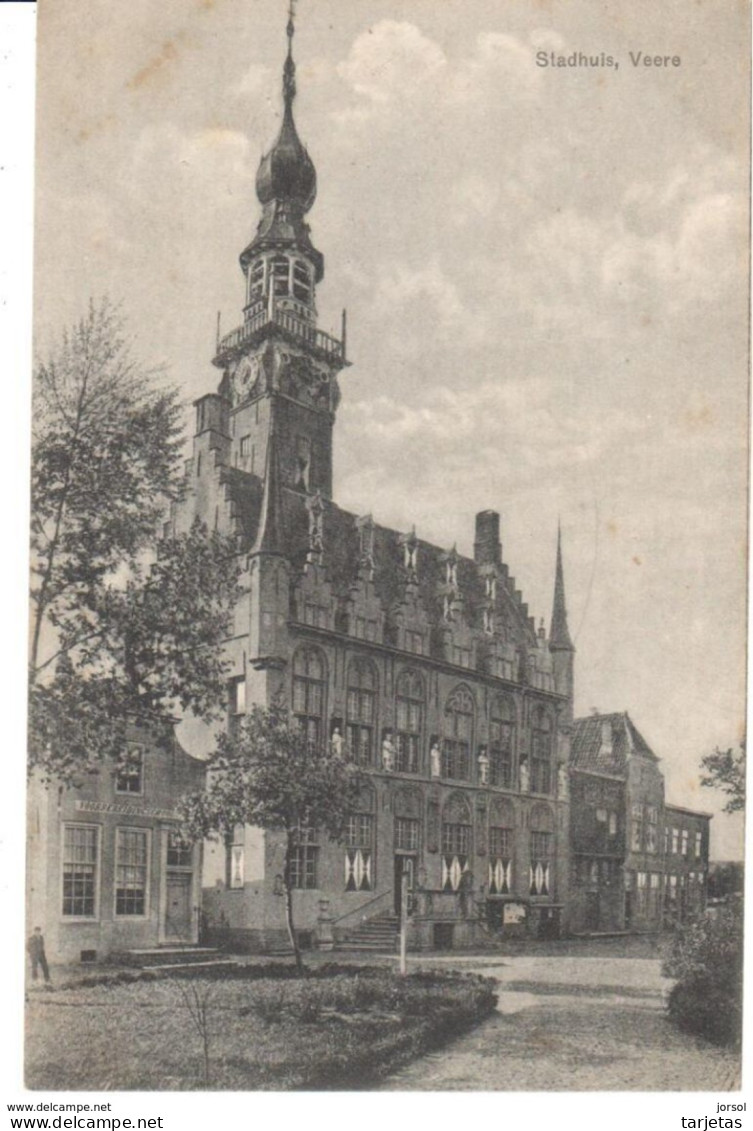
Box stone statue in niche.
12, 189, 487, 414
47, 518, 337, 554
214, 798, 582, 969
330, 727, 343, 757
519, 757, 530, 792
381, 730, 396, 772
558, 762, 569, 799
477, 746, 490, 785
430, 740, 441, 778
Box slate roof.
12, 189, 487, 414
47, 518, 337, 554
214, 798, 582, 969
571, 711, 659, 776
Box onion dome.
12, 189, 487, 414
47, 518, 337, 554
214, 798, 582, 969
255, 12, 317, 213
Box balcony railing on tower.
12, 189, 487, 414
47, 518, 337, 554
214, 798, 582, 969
213, 303, 346, 368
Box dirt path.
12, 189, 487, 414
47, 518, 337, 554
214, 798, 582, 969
381, 957, 741, 1092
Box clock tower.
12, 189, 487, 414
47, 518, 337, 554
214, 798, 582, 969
207, 5, 347, 501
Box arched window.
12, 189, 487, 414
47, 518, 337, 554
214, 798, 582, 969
529, 803, 554, 896
442, 686, 474, 780
346, 658, 376, 767
531, 707, 553, 794
344, 782, 376, 892
489, 798, 515, 895
489, 696, 515, 788
292, 647, 325, 752
441, 793, 472, 892
395, 669, 423, 773
271, 255, 289, 297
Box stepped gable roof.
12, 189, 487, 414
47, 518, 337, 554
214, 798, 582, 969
571, 711, 660, 776
263, 486, 538, 644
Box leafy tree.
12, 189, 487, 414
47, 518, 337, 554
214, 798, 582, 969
699, 740, 746, 814
179, 705, 365, 972
662, 903, 743, 1048
29, 301, 240, 782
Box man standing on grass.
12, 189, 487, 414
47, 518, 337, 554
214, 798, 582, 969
27, 927, 52, 988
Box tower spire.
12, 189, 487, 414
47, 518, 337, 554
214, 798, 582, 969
550, 522, 574, 651
283, 0, 296, 110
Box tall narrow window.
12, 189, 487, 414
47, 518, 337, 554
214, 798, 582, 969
631, 803, 644, 852
249, 259, 265, 300
488, 798, 514, 895
442, 687, 474, 780
62, 825, 98, 918
646, 806, 659, 853
271, 255, 289, 297
530, 708, 552, 794
292, 260, 312, 303
489, 696, 515, 788
529, 804, 554, 896
115, 828, 149, 916
344, 786, 376, 892
289, 826, 318, 889
441, 793, 472, 892
292, 648, 325, 753
694, 831, 702, 859
346, 658, 376, 767
395, 669, 423, 773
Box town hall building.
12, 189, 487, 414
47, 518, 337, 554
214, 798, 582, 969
166, 14, 576, 951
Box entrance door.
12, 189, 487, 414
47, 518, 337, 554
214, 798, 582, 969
394, 855, 416, 919
165, 872, 193, 942
585, 890, 600, 931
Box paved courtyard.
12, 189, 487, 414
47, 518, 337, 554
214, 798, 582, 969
380, 954, 741, 1091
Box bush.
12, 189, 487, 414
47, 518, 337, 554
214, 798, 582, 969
662, 904, 743, 1048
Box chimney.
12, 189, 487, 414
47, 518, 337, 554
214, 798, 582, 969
474, 510, 501, 566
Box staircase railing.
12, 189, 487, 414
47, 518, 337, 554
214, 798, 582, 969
332, 888, 394, 929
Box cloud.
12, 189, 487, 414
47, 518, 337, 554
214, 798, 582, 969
337, 21, 446, 105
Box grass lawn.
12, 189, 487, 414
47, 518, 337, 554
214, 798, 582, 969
25, 965, 497, 1091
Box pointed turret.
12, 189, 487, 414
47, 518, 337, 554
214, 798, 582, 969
549, 524, 575, 709
550, 523, 574, 652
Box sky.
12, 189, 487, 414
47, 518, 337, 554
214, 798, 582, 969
33, 0, 749, 858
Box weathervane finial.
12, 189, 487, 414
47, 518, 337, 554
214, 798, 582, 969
283, 0, 297, 107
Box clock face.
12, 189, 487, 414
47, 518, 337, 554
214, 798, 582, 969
231, 355, 261, 404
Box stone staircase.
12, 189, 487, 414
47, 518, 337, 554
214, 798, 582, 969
336, 912, 399, 952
